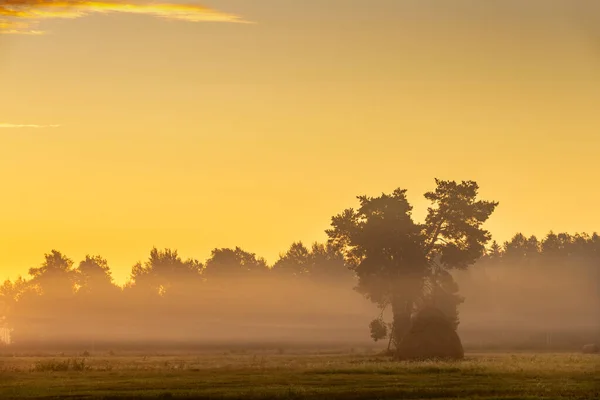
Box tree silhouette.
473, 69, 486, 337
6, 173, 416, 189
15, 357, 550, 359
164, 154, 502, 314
0, 277, 28, 310
0, 277, 30, 338
129, 248, 202, 296
272, 241, 354, 283
327, 179, 498, 347
76, 255, 119, 295
1, 209, 596, 349
5, 251, 79, 343
306, 242, 354, 284
272, 242, 311, 278
468, 231, 600, 333
203, 247, 268, 280
503, 233, 541, 265
1, 277, 42, 344
28, 250, 76, 298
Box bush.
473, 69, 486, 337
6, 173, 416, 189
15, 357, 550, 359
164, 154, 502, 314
32, 358, 89, 372
369, 318, 388, 342
396, 307, 464, 361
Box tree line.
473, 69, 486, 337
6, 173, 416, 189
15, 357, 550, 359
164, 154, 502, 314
0, 242, 356, 345
1, 179, 598, 351
462, 231, 599, 327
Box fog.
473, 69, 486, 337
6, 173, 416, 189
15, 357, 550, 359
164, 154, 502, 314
2, 260, 598, 351
460, 263, 598, 347
2, 276, 374, 348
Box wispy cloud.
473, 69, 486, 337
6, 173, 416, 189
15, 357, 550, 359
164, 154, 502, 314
0, 0, 250, 35
0, 123, 61, 128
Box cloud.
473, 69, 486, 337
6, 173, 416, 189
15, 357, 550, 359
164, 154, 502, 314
0, 123, 60, 128
0, 0, 249, 34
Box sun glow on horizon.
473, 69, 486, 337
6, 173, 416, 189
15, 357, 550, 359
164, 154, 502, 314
0, 0, 598, 284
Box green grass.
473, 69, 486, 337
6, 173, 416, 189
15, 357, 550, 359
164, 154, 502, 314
0, 351, 598, 399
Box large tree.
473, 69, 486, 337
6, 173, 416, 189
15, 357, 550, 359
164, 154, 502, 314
326, 179, 498, 347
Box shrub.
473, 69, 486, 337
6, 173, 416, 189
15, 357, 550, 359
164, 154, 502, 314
32, 358, 89, 372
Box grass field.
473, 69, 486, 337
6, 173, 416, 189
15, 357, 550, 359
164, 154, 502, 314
0, 349, 598, 399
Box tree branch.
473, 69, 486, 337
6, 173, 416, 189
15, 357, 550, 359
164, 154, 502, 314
425, 218, 445, 257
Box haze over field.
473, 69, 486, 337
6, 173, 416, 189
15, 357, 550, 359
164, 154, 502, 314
1, 0, 600, 286
1, 229, 598, 349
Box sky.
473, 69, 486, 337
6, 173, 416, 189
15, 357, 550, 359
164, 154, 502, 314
1, 0, 599, 285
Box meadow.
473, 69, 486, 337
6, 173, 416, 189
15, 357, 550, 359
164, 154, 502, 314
0, 347, 598, 400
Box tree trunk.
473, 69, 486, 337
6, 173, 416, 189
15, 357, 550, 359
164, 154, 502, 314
386, 324, 395, 354
391, 297, 412, 349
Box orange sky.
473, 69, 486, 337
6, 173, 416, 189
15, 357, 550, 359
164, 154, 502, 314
1, 1, 599, 285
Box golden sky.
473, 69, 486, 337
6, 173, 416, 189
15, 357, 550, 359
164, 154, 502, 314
1, 0, 599, 285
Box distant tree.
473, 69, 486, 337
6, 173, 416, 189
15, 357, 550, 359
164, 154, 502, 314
541, 231, 563, 256
0, 277, 30, 329
129, 248, 202, 295
76, 255, 119, 295
1, 277, 42, 344
498, 231, 600, 270
272, 241, 354, 283
0, 277, 29, 308
503, 233, 540, 264
591, 233, 600, 259
28, 250, 76, 298
272, 242, 311, 278
202, 247, 268, 280
469, 230, 600, 324
306, 242, 355, 284
4, 251, 79, 343
326, 179, 497, 347
488, 241, 503, 258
